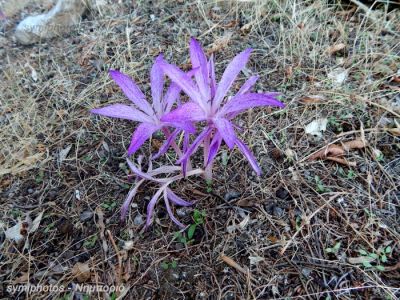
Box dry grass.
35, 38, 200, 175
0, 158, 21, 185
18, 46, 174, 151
0, 0, 399, 299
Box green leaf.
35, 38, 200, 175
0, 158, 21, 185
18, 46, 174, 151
161, 262, 169, 270
368, 253, 379, 259
385, 246, 392, 254
170, 261, 177, 269
381, 255, 388, 263
333, 242, 341, 251
358, 249, 368, 256
362, 261, 372, 268
188, 224, 196, 240
326, 248, 333, 253
375, 265, 385, 271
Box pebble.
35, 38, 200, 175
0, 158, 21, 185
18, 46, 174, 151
28, 188, 34, 194
224, 190, 241, 201
133, 213, 144, 226
273, 206, 284, 218
79, 211, 93, 222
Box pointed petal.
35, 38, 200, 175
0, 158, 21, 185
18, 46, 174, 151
235, 138, 261, 176
208, 55, 217, 99
120, 181, 144, 220
158, 59, 206, 110
163, 190, 186, 228
213, 118, 236, 149
151, 55, 164, 116
213, 48, 252, 109
177, 126, 212, 164
109, 70, 154, 116
151, 129, 180, 160
190, 38, 210, 100
127, 123, 161, 155
166, 188, 193, 206
145, 184, 167, 228
164, 82, 181, 113
237, 75, 259, 95
220, 93, 284, 118
91, 104, 152, 123
161, 102, 206, 123
207, 132, 222, 166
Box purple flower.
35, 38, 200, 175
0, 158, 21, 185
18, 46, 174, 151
91, 55, 194, 157
160, 38, 285, 178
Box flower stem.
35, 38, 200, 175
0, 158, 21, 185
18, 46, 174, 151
203, 135, 213, 181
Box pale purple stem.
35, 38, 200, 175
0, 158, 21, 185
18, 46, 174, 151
203, 135, 213, 181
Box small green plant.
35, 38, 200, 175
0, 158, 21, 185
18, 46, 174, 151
101, 200, 117, 211
161, 260, 177, 270
326, 242, 341, 255
173, 209, 206, 244
338, 167, 356, 179
328, 116, 343, 132
188, 209, 206, 240
315, 175, 327, 193
357, 247, 390, 271
83, 235, 98, 249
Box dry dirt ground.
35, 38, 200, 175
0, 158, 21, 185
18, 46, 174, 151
0, 1, 400, 299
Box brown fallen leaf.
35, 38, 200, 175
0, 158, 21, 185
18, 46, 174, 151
308, 138, 367, 165
327, 43, 346, 55
71, 262, 91, 283
326, 156, 356, 167
342, 139, 367, 151
299, 95, 326, 104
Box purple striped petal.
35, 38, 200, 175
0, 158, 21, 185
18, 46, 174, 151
161, 102, 207, 123
237, 76, 259, 95
109, 70, 154, 116
213, 118, 236, 149
150, 55, 164, 116
151, 129, 180, 160
190, 38, 210, 100
164, 82, 181, 113
163, 189, 186, 228
166, 188, 193, 206
120, 181, 143, 220
127, 122, 161, 155
235, 138, 261, 176
207, 132, 222, 166
145, 184, 167, 228
91, 104, 153, 123
177, 126, 212, 164
158, 59, 206, 110
219, 93, 284, 118
208, 55, 217, 99
212, 48, 252, 109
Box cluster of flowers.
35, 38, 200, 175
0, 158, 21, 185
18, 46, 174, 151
91, 38, 284, 228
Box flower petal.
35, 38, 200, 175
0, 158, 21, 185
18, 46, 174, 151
145, 184, 168, 228
237, 75, 259, 95
212, 48, 252, 109
158, 59, 206, 110
235, 138, 261, 176
127, 122, 161, 155
120, 180, 144, 221
151, 128, 180, 160
166, 188, 193, 206
109, 70, 154, 116
150, 55, 164, 116
190, 38, 210, 100
91, 104, 152, 123
177, 126, 212, 164
164, 82, 181, 113
207, 132, 222, 166
208, 55, 217, 99
220, 93, 284, 118
213, 118, 236, 149
163, 189, 186, 228
161, 102, 206, 123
